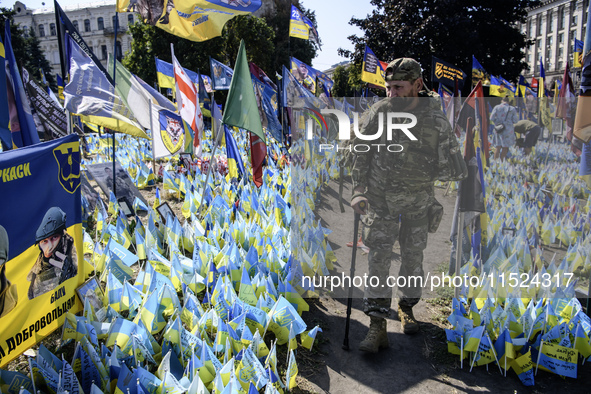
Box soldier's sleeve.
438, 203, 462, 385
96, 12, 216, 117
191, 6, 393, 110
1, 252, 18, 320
350, 109, 373, 192
435, 111, 465, 181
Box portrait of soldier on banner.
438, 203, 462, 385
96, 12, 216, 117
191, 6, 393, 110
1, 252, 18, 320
291, 58, 317, 94
86, 162, 148, 206
27, 207, 78, 299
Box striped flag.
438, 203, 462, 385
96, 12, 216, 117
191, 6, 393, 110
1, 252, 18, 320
172, 48, 203, 157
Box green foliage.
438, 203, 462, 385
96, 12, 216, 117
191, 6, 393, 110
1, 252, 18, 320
340, 0, 538, 93
0, 8, 56, 90
124, 0, 319, 88
330, 63, 365, 97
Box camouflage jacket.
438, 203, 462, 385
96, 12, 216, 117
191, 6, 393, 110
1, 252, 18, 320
351, 90, 462, 193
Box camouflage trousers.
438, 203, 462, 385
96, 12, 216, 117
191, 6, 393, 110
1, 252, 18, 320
361, 184, 434, 317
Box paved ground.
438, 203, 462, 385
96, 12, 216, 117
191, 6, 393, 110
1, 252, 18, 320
296, 178, 591, 394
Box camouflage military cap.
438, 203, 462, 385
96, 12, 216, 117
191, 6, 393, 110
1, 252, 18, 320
385, 58, 422, 82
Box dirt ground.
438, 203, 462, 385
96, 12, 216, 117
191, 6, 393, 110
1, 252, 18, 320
292, 177, 591, 394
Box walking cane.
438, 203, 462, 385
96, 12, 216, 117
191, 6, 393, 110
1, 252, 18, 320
343, 200, 366, 350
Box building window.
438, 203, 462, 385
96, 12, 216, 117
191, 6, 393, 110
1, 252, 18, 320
39, 24, 45, 37
128, 14, 134, 25
101, 45, 107, 60
526, 54, 531, 63
84, 19, 91, 32
50, 23, 56, 36
537, 18, 542, 35
537, 39, 541, 48
558, 60, 563, 70
112, 15, 119, 28
573, 15, 578, 25
559, 33, 563, 43
98, 17, 104, 30
559, 47, 564, 57
559, 8, 565, 30
548, 12, 553, 32
548, 36, 553, 46
73, 20, 79, 30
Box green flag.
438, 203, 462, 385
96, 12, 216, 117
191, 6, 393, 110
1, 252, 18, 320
222, 40, 265, 143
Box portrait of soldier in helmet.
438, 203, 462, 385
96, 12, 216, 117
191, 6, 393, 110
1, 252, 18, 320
27, 207, 78, 300
0, 225, 17, 317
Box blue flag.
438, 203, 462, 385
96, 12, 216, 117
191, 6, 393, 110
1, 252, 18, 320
224, 125, 245, 179
0, 35, 11, 148
5, 20, 39, 147
210, 57, 234, 90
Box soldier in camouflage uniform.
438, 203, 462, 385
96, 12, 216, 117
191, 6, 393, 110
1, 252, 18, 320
350, 58, 463, 352
27, 207, 78, 299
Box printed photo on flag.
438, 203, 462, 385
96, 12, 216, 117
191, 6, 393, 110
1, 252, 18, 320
0, 135, 89, 367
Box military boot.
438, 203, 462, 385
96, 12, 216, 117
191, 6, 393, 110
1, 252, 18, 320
398, 305, 419, 334
359, 317, 389, 353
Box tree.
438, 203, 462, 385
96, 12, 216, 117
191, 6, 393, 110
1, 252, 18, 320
266, 0, 318, 73
331, 63, 366, 97
0, 8, 56, 90
124, 15, 274, 89
25, 27, 57, 90
340, 0, 538, 93
124, 0, 318, 89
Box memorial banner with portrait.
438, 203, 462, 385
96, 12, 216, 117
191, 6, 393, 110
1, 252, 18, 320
0, 134, 89, 367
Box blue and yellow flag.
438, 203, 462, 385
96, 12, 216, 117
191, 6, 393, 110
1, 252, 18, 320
0, 134, 88, 367
489, 75, 514, 97
361, 46, 386, 88
472, 56, 490, 87
150, 104, 191, 159
5, 20, 39, 148
538, 56, 546, 98
117, 0, 262, 42
0, 35, 11, 149
210, 57, 234, 90
224, 125, 245, 179
289, 5, 319, 46
64, 35, 148, 138
155, 58, 208, 92
574, 38, 584, 68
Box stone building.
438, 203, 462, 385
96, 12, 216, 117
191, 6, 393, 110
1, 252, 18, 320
521, 0, 589, 85
12, 1, 135, 77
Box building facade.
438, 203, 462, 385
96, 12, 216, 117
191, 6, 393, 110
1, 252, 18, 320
521, 0, 588, 85
12, 1, 135, 77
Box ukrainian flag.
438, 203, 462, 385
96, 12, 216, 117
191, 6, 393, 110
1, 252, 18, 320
118, 0, 262, 42
574, 39, 584, 68
155, 58, 175, 90
224, 125, 245, 179
361, 46, 386, 88
289, 5, 309, 39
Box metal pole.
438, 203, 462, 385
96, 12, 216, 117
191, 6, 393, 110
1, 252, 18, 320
454, 211, 465, 299
199, 104, 224, 214
343, 201, 365, 350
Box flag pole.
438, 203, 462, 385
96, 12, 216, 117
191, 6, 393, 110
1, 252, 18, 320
199, 101, 223, 215
454, 210, 464, 299
149, 101, 157, 192
111, 12, 119, 197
